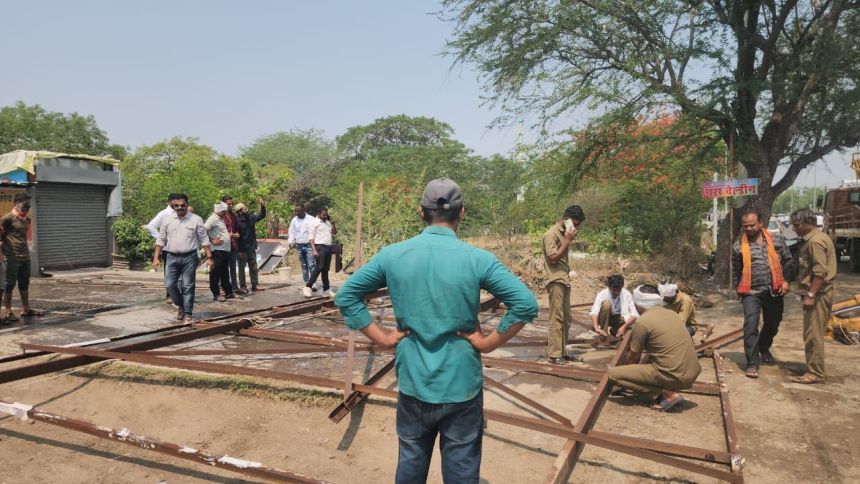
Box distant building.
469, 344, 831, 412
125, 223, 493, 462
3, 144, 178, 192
0, 150, 122, 274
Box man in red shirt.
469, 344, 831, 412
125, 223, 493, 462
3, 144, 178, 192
220, 195, 241, 294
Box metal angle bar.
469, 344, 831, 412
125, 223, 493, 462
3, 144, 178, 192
481, 355, 719, 395
328, 359, 396, 423
132, 346, 350, 357
587, 431, 731, 465
343, 333, 356, 399
1, 320, 253, 384
0, 399, 327, 483
486, 408, 741, 483
713, 352, 745, 479
545, 331, 633, 484
696, 328, 744, 352
483, 376, 572, 426
0, 322, 192, 364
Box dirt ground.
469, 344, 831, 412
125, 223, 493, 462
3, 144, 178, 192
0, 256, 859, 483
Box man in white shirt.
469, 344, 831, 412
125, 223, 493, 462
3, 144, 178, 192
287, 205, 317, 286
303, 208, 337, 298
152, 194, 214, 323
147, 194, 181, 303
590, 274, 639, 337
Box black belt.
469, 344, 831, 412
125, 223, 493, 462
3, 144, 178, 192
164, 250, 197, 257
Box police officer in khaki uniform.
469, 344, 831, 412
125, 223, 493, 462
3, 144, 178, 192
789, 208, 837, 384
542, 205, 585, 365
608, 285, 702, 411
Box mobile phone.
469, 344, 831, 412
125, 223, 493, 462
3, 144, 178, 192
564, 219, 575, 232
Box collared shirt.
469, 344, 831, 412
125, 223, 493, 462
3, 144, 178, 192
731, 232, 796, 293
542, 222, 570, 287
630, 307, 701, 383
335, 226, 538, 404
204, 213, 231, 252
147, 205, 175, 239
664, 291, 697, 328
589, 288, 638, 320
0, 211, 31, 261
797, 228, 837, 290
308, 218, 333, 245
287, 215, 317, 244
156, 212, 210, 253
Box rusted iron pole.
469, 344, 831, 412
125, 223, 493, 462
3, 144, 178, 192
696, 328, 744, 353
329, 359, 396, 423
714, 352, 746, 479
0, 400, 327, 483
545, 331, 632, 483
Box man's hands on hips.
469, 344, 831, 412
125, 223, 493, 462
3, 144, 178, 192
360, 323, 410, 350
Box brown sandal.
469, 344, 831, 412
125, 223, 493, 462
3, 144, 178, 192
790, 373, 823, 384
745, 367, 759, 379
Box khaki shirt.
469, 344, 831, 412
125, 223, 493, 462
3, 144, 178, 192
542, 223, 570, 287
0, 211, 31, 261
630, 307, 701, 383
797, 228, 837, 290
665, 291, 697, 329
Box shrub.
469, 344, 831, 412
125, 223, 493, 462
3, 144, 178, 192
113, 217, 154, 262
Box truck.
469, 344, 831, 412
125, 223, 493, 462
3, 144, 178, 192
823, 151, 860, 271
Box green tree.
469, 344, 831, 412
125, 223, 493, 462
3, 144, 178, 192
336, 115, 455, 160
0, 101, 126, 158
241, 129, 335, 174
443, 0, 860, 280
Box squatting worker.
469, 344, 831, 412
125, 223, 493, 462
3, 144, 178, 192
732, 208, 795, 379
590, 274, 638, 338
543, 205, 585, 365
608, 285, 702, 412
658, 283, 698, 337
153, 193, 214, 323
1, 193, 41, 323
790, 208, 836, 384
335, 178, 538, 484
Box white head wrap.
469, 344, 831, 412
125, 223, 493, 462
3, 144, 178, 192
213, 202, 228, 213
633, 285, 664, 309
657, 283, 678, 298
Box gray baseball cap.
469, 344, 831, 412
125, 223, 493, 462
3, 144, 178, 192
421, 178, 464, 209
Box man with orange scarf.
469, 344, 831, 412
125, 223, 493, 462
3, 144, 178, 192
732, 208, 796, 379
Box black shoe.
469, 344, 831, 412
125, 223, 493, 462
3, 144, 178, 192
761, 350, 776, 364
563, 353, 584, 362
547, 357, 569, 366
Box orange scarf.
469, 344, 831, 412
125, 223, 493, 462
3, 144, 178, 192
738, 229, 784, 294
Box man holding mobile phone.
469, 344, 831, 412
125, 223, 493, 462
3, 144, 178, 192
543, 205, 585, 365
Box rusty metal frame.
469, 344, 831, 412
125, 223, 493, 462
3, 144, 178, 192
0, 399, 327, 483
0, 291, 744, 482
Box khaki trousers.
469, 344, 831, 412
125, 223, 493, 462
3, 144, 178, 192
598, 300, 624, 336
546, 282, 571, 358
608, 364, 697, 399
803, 285, 833, 379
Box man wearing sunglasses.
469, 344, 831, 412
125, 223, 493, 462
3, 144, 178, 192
153, 193, 214, 323
0, 193, 39, 324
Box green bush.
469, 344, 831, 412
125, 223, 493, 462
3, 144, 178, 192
113, 217, 154, 262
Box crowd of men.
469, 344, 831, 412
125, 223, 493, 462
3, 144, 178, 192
128, 179, 835, 482
149, 193, 268, 323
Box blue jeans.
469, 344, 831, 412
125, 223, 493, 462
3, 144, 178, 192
296, 243, 316, 283
165, 252, 198, 317
395, 391, 483, 484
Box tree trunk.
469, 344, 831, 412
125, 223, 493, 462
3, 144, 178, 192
713, 142, 780, 289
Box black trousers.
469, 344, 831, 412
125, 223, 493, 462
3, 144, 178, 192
306, 244, 332, 291
741, 290, 784, 368
209, 250, 233, 297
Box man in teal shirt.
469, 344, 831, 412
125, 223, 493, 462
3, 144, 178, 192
335, 178, 538, 483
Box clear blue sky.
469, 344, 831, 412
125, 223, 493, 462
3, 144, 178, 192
1, 0, 855, 187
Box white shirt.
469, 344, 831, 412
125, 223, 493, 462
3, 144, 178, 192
147, 205, 175, 239
308, 218, 333, 245
589, 288, 639, 320
204, 213, 231, 252
156, 212, 210, 254
287, 215, 317, 244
